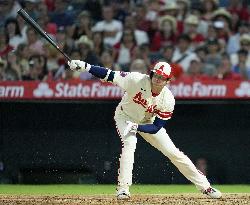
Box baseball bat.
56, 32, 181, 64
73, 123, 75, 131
17, 8, 71, 62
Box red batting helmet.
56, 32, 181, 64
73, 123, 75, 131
151, 62, 172, 79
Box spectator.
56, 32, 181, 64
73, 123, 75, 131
144, 0, 162, 22
0, 0, 22, 27
0, 0, 249, 83
76, 35, 100, 80
5, 51, 21, 81
54, 26, 74, 65
232, 49, 250, 80
172, 34, 199, 72
203, 39, 222, 76
23, 0, 40, 20
0, 29, 14, 58
43, 0, 55, 12
100, 49, 121, 71
190, 5, 209, 37
36, 15, 57, 41
23, 55, 48, 80
150, 15, 177, 52
92, 5, 123, 46
117, 15, 149, 46
0, 58, 6, 80
211, 8, 232, 42
134, 4, 152, 32
176, 0, 190, 22
25, 26, 45, 55
184, 14, 205, 47
36, 3, 58, 40
129, 59, 147, 74
16, 43, 30, 77
77, 35, 100, 65
37, 0, 49, 17
200, 0, 218, 21
113, 29, 138, 69
83, 0, 102, 23
160, 1, 184, 34
134, 43, 153, 69
180, 59, 209, 81
48, 26, 75, 71
112, 0, 131, 23
227, 21, 250, 55
72, 11, 93, 40
49, 0, 75, 27
92, 31, 106, 60
227, 0, 250, 22
231, 34, 250, 68
195, 46, 207, 63
43, 42, 60, 72
62, 68, 75, 80
229, 10, 241, 34
214, 53, 242, 80
206, 23, 218, 41
16, 13, 28, 43
4, 18, 26, 50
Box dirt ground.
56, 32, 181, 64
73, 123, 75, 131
0, 194, 249, 205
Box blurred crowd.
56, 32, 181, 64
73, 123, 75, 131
0, 0, 249, 81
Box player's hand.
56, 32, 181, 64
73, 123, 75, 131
67, 60, 91, 71
123, 121, 138, 136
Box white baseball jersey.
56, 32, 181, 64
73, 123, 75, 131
111, 71, 211, 192
111, 71, 175, 124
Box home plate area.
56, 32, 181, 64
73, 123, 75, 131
0, 194, 249, 205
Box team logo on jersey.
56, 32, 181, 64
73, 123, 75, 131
133, 92, 147, 108
146, 104, 157, 113
133, 92, 157, 113
120, 71, 128, 77
133, 92, 173, 119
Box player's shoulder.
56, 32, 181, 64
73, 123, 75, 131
162, 86, 175, 102
157, 87, 175, 112
130, 72, 148, 79
126, 71, 149, 83
160, 86, 175, 110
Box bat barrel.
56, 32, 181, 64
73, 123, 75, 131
17, 9, 72, 62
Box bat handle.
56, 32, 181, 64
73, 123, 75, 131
57, 47, 71, 62
65, 57, 82, 71
58, 49, 81, 70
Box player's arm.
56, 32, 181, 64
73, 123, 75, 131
123, 117, 167, 136
68, 60, 115, 82
124, 102, 174, 136
138, 117, 167, 134
68, 60, 143, 90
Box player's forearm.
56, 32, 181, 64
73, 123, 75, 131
68, 60, 115, 82
137, 117, 167, 134
137, 124, 161, 134
89, 65, 114, 82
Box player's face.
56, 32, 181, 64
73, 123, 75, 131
151, 74, 170, 87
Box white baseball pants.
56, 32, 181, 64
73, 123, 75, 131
115, 116, 211, 191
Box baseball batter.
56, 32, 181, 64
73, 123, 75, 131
68, 60, 222, 200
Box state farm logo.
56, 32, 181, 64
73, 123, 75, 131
235, 82, 250, 97
33, 82, 53, 97
169, 82, 226, 97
